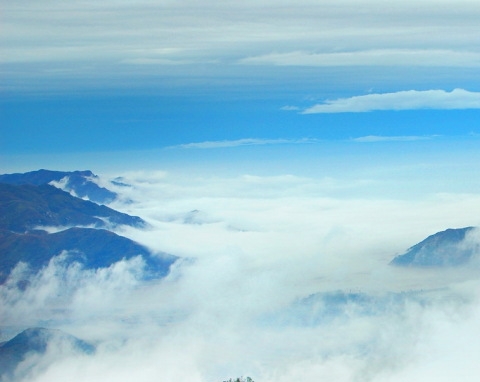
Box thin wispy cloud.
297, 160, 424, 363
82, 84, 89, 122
353, 135, 433, 143
302, 89, 480, 114
280, 105, 301, 111
240, 49, 480, 68
167, 138, 319, 150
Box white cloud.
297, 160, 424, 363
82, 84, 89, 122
302, 89, 480, 113
2, 168, 480, 381
0, 253, 146, 326
353, 135, 433, 143
3, 1, 480, 91
167, 138, 319, 149
240, 49, 480, 68
280, 105, 301, 111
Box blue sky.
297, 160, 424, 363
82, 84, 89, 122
1, 0, 480, 176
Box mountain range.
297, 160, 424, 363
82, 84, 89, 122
0, 170, 178, 378
0, 169, 118, 204
0, 183, 144, 233
0, 227, 173, 284
268, 289, 434, 327
0, 171, 176, 285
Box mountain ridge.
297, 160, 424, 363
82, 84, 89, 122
0, 174, 176, 285
0, 169, 117, 204
0, 227, 175, 284
0, 183, 145, 232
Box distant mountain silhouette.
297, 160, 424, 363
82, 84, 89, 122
0, 183, 145, 232
266, 290, 433, 327
0, 169, 117, 204
0, 227, 175, 284
0, 327, 94, 379
390, 227, 479, 267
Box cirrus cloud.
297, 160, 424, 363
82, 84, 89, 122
302, 88, 480, 114
167, 138, 319, 150
239, 49, 480, 68
352, 135, 433, 143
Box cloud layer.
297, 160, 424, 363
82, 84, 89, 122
3, 169, 480, 381
3, 1, 480, 91
302, 89, 480, 113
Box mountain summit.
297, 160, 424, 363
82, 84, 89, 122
390, 227, 479, 267
0, 169, 117, 204
0, 327, 94, 379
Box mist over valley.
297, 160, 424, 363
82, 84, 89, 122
1, 169, 480, 382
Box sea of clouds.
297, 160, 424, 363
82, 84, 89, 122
2, 169, 480, 382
